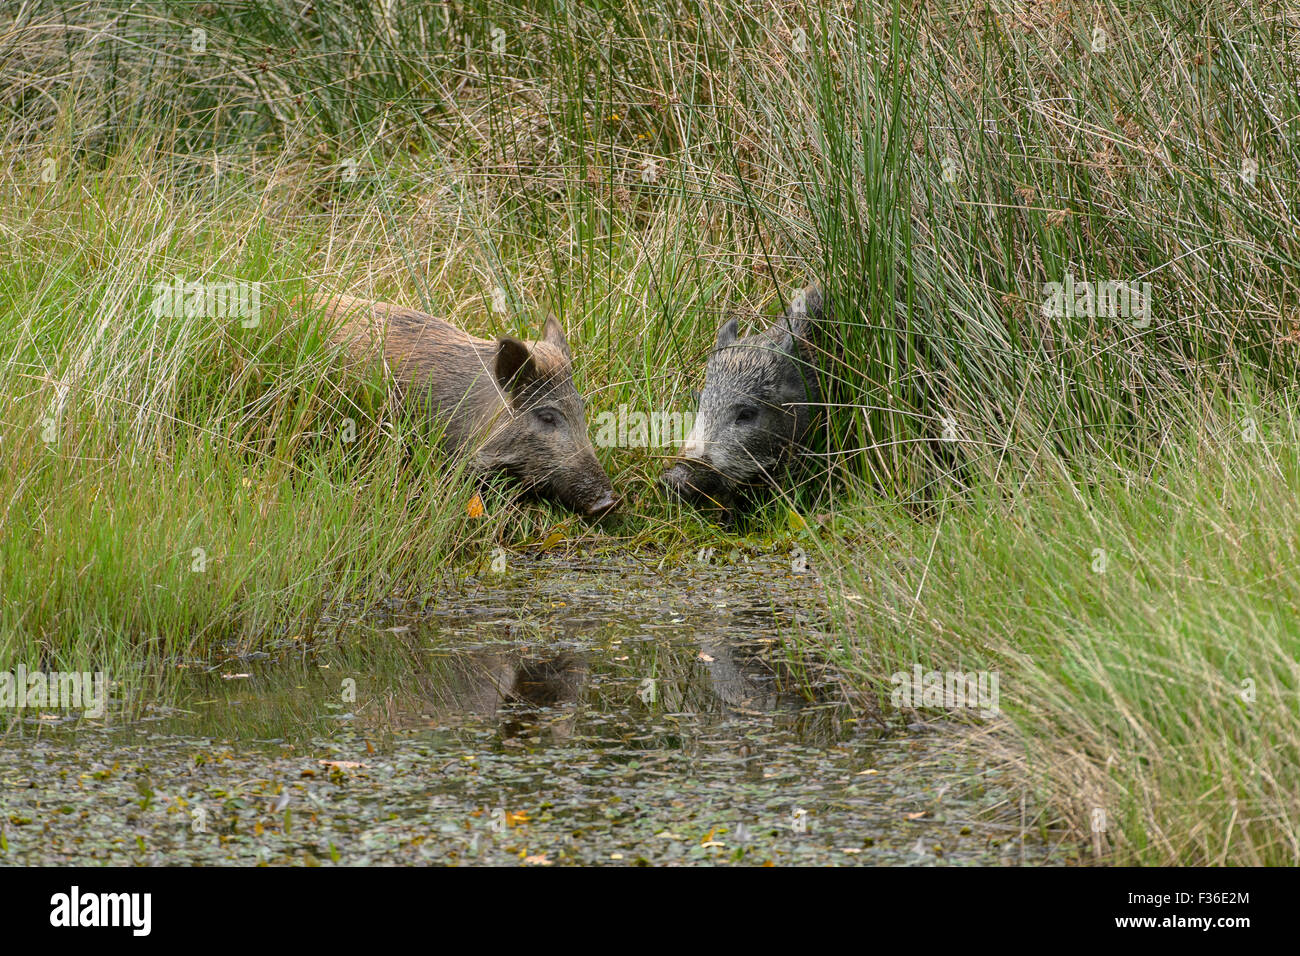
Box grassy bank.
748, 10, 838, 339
1, 0, 1298, 863
818, 406, 1300, 865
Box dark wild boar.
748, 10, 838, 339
660, 283, 827, 512
315, 293, 618, 516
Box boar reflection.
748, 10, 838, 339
415, 642, 807, 736
430, 651, 589, 742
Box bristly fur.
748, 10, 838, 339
661, 283, 826, 511
312, 293, 617, 515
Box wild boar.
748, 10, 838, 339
314, 293, 618, 516
660, 283, 826, 511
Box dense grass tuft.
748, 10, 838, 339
827, 406, 1300, 864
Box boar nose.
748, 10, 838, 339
659, 466, 688, 496
584, 492, 619, 517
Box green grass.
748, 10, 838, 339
821, 405, 1300, 865
1, 0, 1298, 864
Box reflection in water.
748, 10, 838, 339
361, 632, 844, 753
333, 552, 860, 754
0, 553, 1064, 866
421, 650, 590, 742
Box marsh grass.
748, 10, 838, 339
1, 0, 1297, 862
824, 404, 1300, 865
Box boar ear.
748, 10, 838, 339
542, 314, 571, 359
777, 283, 823, 351
495, 336, 538, 393
777, 315, 806, 353
793, 282, 825, 319
714, 317, 739, 350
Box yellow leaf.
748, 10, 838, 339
466, 493, 485, 518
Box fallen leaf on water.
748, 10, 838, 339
540, 530, 565, 550
466, 493, 486, 518
856, 769, 880, 776
523, 853, 551, 866
698, 652, 715, 662
905, 811, 927, 820
319, 760, 366, 769
506, 810, 530, 827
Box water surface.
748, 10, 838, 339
0, 552, 1066, 865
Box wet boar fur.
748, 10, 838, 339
315, 293, 617, 516
660, 283, 826, 511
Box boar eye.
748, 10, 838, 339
733, 405, 758, 425
534, 408, 560, 427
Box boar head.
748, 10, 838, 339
477, 317, 619, 517
660, 284, 824, 511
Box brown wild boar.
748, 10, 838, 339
313, 293, 618, 516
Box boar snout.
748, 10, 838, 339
566, 455, 619, 517
584, 491, 620, 517
540, 444, 619, 518
659, 458, 731, 510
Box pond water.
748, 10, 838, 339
0, 552, 1068, 865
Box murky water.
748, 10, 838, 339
0, 553, 1067, 865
